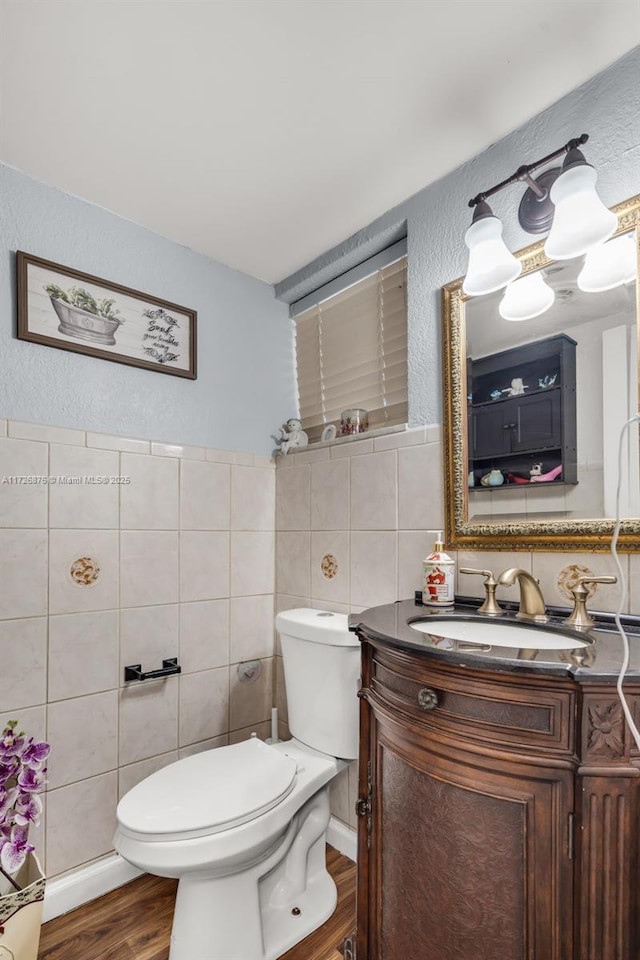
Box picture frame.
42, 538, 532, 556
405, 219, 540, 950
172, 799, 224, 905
16, 252, 197, 379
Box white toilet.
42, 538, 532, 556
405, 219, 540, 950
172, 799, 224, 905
114, 608, 360, 960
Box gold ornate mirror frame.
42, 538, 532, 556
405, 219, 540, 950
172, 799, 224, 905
442, 193, 640, 552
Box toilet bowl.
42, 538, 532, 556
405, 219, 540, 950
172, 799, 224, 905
114, 608, 360, 960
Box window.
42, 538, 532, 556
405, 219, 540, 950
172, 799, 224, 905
294, 249, 408, 442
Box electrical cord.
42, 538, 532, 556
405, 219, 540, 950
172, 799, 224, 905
611, 411, 640, 752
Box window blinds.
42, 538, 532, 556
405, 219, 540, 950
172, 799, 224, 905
295, 257, 408, 442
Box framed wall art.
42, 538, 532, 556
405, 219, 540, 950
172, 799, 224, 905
16, 252, 197, 379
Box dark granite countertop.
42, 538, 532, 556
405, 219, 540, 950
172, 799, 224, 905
349, 596, 640, 684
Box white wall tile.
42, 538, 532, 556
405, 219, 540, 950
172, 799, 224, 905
179, 667, 229, 746
231, 465, 275, 531
0, 529, 48, 619
329, 766, 350, 825
398, 442, 444, 530
0, 419, 6, 437
398, 531, 433, 601
629, 555, 640, 615
205, 448, 236, 464
120, 453, 179, 529
373, 426, 426, 451
49, 610, 119, 701
231, 532, 274, 597
0, 438, 48, 527
47, 690, 118, 789
230, 658, 273, 731
118, 750, 178, 800
331, 438, 374, 458
87, 432, 150, 454
180, 599, 230, 673
8, 421, 85, 446
276, 463, 310, 531
120, 604, 179, 682
310, 459, 349, 530
311, 531, 349, 604
229, 721, 271, 744
49, 444, 119, 529
49, 529, 118, 614
456, 550, 530, 603
119, 678, 179, 765
276, 531, 310, 597
180, 460, 231, 530
0, 704, 46, 744
0, 617, 47, 711
230, 595, 274, 662
180, 531, 230, 601
151, 442, 205, 460
531, 552, 626, 614
350, 450, 397, 530
120, 530, 179, 607
46, 772, 117, 877
178, 734, 228, 758
350, 531, 398, 608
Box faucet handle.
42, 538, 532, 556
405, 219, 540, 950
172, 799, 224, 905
566, 575, 617, 629
459, 568, 503, 617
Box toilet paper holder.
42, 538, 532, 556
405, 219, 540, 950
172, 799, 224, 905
124, 657, 181, 682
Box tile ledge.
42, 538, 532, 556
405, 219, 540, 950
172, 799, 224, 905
286, 422, 409, 454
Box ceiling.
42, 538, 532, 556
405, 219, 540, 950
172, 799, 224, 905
0, 1, 638, 284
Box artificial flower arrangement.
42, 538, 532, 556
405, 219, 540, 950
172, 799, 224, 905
0, 721, 49, 892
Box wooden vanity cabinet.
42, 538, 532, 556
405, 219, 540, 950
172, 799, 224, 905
354, 639, 640, 960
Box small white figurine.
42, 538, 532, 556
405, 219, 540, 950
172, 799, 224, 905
502, 378, 528, 397
278, 418, 309, 455
529, 462, 543, 479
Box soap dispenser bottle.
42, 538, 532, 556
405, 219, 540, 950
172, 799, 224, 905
422, 532, 455, 606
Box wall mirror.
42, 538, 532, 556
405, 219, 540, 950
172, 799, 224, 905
442, 194, 640, 551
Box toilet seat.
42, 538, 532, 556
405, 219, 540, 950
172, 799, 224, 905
117, 738, 298, 842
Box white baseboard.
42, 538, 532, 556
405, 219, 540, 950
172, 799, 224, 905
43, 854, 143, 922
43, 820, 356, 923
327, 816, 357, 862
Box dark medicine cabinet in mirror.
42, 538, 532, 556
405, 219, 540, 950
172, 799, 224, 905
442, 194, 640, 551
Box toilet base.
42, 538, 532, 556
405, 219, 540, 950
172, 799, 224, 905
169, 787, 336, 960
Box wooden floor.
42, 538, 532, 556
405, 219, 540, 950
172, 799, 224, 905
38, 846, 355, 960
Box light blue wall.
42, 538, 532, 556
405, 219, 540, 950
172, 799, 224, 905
276, 47, 640, 427
0, 164, 297, 454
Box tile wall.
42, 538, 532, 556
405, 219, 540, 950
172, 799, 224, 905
0, 418, 276, 881
275, 424, 640, 831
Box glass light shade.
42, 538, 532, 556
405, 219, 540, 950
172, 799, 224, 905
499, 272, 555, 321
544, 164, 617, 260
462, 215, 522, 296
577, 234, 637, 292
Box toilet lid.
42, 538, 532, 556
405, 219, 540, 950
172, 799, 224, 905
117, 738, 298, 841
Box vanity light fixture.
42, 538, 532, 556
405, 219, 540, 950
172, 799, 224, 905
463, 134, 614, 296
577, 233, 637, 292
498, 271, 555, 321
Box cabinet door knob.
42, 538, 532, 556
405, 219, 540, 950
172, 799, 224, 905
417, 687, 439, 711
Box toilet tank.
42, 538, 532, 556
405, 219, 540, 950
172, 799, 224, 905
275, 608, 361, 760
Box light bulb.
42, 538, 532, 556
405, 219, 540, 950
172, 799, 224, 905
544, 158, 617, 260
577, 234, 637, 292
463, 204, 521, 296
499, 272, 555, 321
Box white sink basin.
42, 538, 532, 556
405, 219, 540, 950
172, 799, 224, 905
409, 617, 589, 650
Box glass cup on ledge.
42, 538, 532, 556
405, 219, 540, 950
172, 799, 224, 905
340, 409, 369, 436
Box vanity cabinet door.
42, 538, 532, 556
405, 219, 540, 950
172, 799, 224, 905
357, 702, 575, 960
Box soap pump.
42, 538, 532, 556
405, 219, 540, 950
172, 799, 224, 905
422, 531, 455, 607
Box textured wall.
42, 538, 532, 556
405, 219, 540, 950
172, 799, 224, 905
275, 48, 640, 428
0, 164, 297, 455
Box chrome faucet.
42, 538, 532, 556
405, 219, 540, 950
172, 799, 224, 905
497, 568, 548, 623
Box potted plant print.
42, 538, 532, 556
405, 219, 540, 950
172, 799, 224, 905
0, 721, 49, 960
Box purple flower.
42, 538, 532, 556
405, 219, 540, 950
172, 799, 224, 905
0, 727, 26, 760
0, 756, 20, 784
0, 825, 34, 874
0, 785, 18, 820
21, 738, 50, 769
13, 792, 42, 828
17, 765, 47, 793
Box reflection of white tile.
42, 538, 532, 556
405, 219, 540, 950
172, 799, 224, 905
231, 465, 275, 531
230, 595, 274, 662
180, 531, 230, 601
310, 531, 349, 603
119, 679, 179, 765
50, 530, 118, 615
0, 438, 48, 527
350, 531, 397, 608
0, 617, 47, 712
49, 610, 119, 701
120, 453, 179, 529
0, 529, 48, 619
49, 444, 119, 528
276, 464, 310, 531
564, 468, 604, 519
120, 604, 179, 682
47, 691, 118, 789
121, 531, 179, 607
180, 460, 231, 530
179, 668, 229, 746
231, 532, 274, 597
351, 451, 397, 530
276, 532, 310, 597
629, 555, 640, 615
180, 599, 230, 672
310, 459, 349, 530
46, 772, 117, 877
